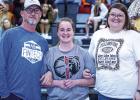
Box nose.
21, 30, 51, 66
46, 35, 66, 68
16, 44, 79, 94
63, 30, 68, 34
31, 11, 36, 15
114, 16, 119, 19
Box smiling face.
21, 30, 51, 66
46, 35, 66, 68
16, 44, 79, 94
57, 20, 74, 44
21, 5, 42, 26
108, 8, 125, 32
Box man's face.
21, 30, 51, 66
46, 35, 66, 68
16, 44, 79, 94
22, 5, 42, 25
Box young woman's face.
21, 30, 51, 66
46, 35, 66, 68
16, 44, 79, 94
3, 19, 11, 29
58, 21, 74, 44
108, 8, 125, 32
42, 4, 49, 12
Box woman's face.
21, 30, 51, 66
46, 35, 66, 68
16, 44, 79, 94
3, 19, 11, 29
58, 21, 74, 44
108, 8, 125, 32
42, 4, 49, 12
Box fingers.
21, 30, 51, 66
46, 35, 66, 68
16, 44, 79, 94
58, 80, 67, 89
41, 75, 48, 86
40, 72, 53, 87
40, 75, 45, 82
83, 69, 92, 78
64, 80, 74, 88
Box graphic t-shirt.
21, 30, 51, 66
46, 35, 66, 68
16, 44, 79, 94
89, 28, 140, 99
45, 45, 95, 100
0, 26, 48, 100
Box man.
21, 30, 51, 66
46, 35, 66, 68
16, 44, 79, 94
0, 0, 51, 99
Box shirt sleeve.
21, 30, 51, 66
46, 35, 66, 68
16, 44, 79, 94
88, 34, 95, 57
84, 51, 96, 75
44, 50, 52, 72
41, 52, 49, 76
0, 32, 10, 97
133, 31, 140, 61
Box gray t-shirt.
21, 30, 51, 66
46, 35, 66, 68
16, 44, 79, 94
45, 45, 95, 100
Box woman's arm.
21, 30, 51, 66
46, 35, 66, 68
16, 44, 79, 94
64, 78, 94, 88
134, 60, 140, 100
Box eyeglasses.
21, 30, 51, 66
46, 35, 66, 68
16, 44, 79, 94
25, 8, 41, 14
109, 13, 125, 18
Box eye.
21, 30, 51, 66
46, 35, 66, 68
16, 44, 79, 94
59, 28, 65, 32
67, 28, 71, 32
118, 14, 124, 18
35, 9, 40, 12
109, 13, 115, 17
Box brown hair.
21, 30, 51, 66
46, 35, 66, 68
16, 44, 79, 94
106, 3, 131, 30
57, 17, 75, 32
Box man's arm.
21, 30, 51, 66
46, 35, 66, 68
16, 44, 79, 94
0, 32, 10, 97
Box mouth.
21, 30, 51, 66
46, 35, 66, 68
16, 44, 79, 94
62, 35, 70, 38
112, 19, 121, 23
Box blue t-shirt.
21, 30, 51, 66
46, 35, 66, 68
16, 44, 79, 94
0, 26, 49, 100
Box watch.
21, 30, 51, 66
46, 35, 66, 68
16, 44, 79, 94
137, 90, 140, 93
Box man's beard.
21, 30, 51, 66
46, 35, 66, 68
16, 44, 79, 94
27, 18, 37, 25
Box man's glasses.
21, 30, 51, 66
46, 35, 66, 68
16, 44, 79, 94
109, 13, 125, 18
25, 8, 41, 14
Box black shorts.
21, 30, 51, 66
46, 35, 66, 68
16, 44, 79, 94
0, 93, 22, 100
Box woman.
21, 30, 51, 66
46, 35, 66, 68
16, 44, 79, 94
86, 0, 108, 33
44, 17, 96, 100
39, 3, 54, 38
84, 3, 140, 100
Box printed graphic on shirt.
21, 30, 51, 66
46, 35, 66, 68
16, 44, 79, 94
21, 40, 43, 64
54, 56, 80, 79
96, 38, 124, 71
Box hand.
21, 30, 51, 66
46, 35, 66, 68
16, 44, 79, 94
40, 71, 53, 87
83, 69, 92, 79
40, 19, 45, 23
134, 91, 140, 100
64, 79, 77, 88
44, 19, 49, 24
87, 17, 94, 25
57, 80, 67, 89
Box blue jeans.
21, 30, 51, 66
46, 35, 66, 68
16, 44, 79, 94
98, 93, 133, 100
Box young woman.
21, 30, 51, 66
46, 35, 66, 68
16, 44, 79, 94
44, 17, 96, 100
86, 0, 108, 33
84, 3, 140, 100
